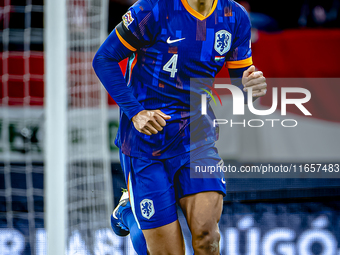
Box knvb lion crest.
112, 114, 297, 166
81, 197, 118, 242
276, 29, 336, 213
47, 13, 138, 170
214, 30, 232, 55
140, 199, 155, 219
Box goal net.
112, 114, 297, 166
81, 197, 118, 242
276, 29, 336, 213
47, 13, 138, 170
0, 0, 45, 254
66, 0, 113, 253
1, 0, 113, 254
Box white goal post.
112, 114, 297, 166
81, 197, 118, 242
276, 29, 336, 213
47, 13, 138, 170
44, 0, 111, 254
44, 0, 67, 254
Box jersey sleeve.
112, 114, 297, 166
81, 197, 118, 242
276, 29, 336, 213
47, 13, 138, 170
226, 4, 253, 69
115, 0, 158, 51
92, 29, 145, 120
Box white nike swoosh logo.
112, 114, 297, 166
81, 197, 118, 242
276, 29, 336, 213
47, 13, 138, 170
167, 37, 186, 44
221, 178, 226, 184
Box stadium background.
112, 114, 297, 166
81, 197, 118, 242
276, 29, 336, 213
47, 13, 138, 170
0, 0, 340, 254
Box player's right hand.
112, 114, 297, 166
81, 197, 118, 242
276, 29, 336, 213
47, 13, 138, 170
132, 110, 171, 136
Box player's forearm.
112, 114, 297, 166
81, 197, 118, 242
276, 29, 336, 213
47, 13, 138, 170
92, 30, 144, 120
228, 66, 250, 104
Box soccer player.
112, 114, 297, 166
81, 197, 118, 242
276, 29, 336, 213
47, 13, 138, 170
93, 0, 267, 254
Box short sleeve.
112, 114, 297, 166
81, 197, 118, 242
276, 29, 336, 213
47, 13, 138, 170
226, 4, 253, 69
115, 0, 159, 51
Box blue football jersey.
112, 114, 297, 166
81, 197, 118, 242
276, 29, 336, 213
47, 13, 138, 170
115, 0, 252, 158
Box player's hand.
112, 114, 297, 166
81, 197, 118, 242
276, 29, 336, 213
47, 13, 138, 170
242, 65, 267, 98
132, 110, 171, 136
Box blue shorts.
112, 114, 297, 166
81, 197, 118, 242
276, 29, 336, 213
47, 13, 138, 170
120, 145, 226, 230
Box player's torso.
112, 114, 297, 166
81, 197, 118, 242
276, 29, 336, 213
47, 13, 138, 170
119, 0, 245, 158
130, 0, 238, 105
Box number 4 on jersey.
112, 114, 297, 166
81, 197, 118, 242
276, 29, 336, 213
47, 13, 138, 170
163, 54, 178, 78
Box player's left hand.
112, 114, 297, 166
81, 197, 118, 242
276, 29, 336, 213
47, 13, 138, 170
242, 65, 267, 98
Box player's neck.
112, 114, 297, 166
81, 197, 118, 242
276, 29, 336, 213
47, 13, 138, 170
186, 0, 215, 17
